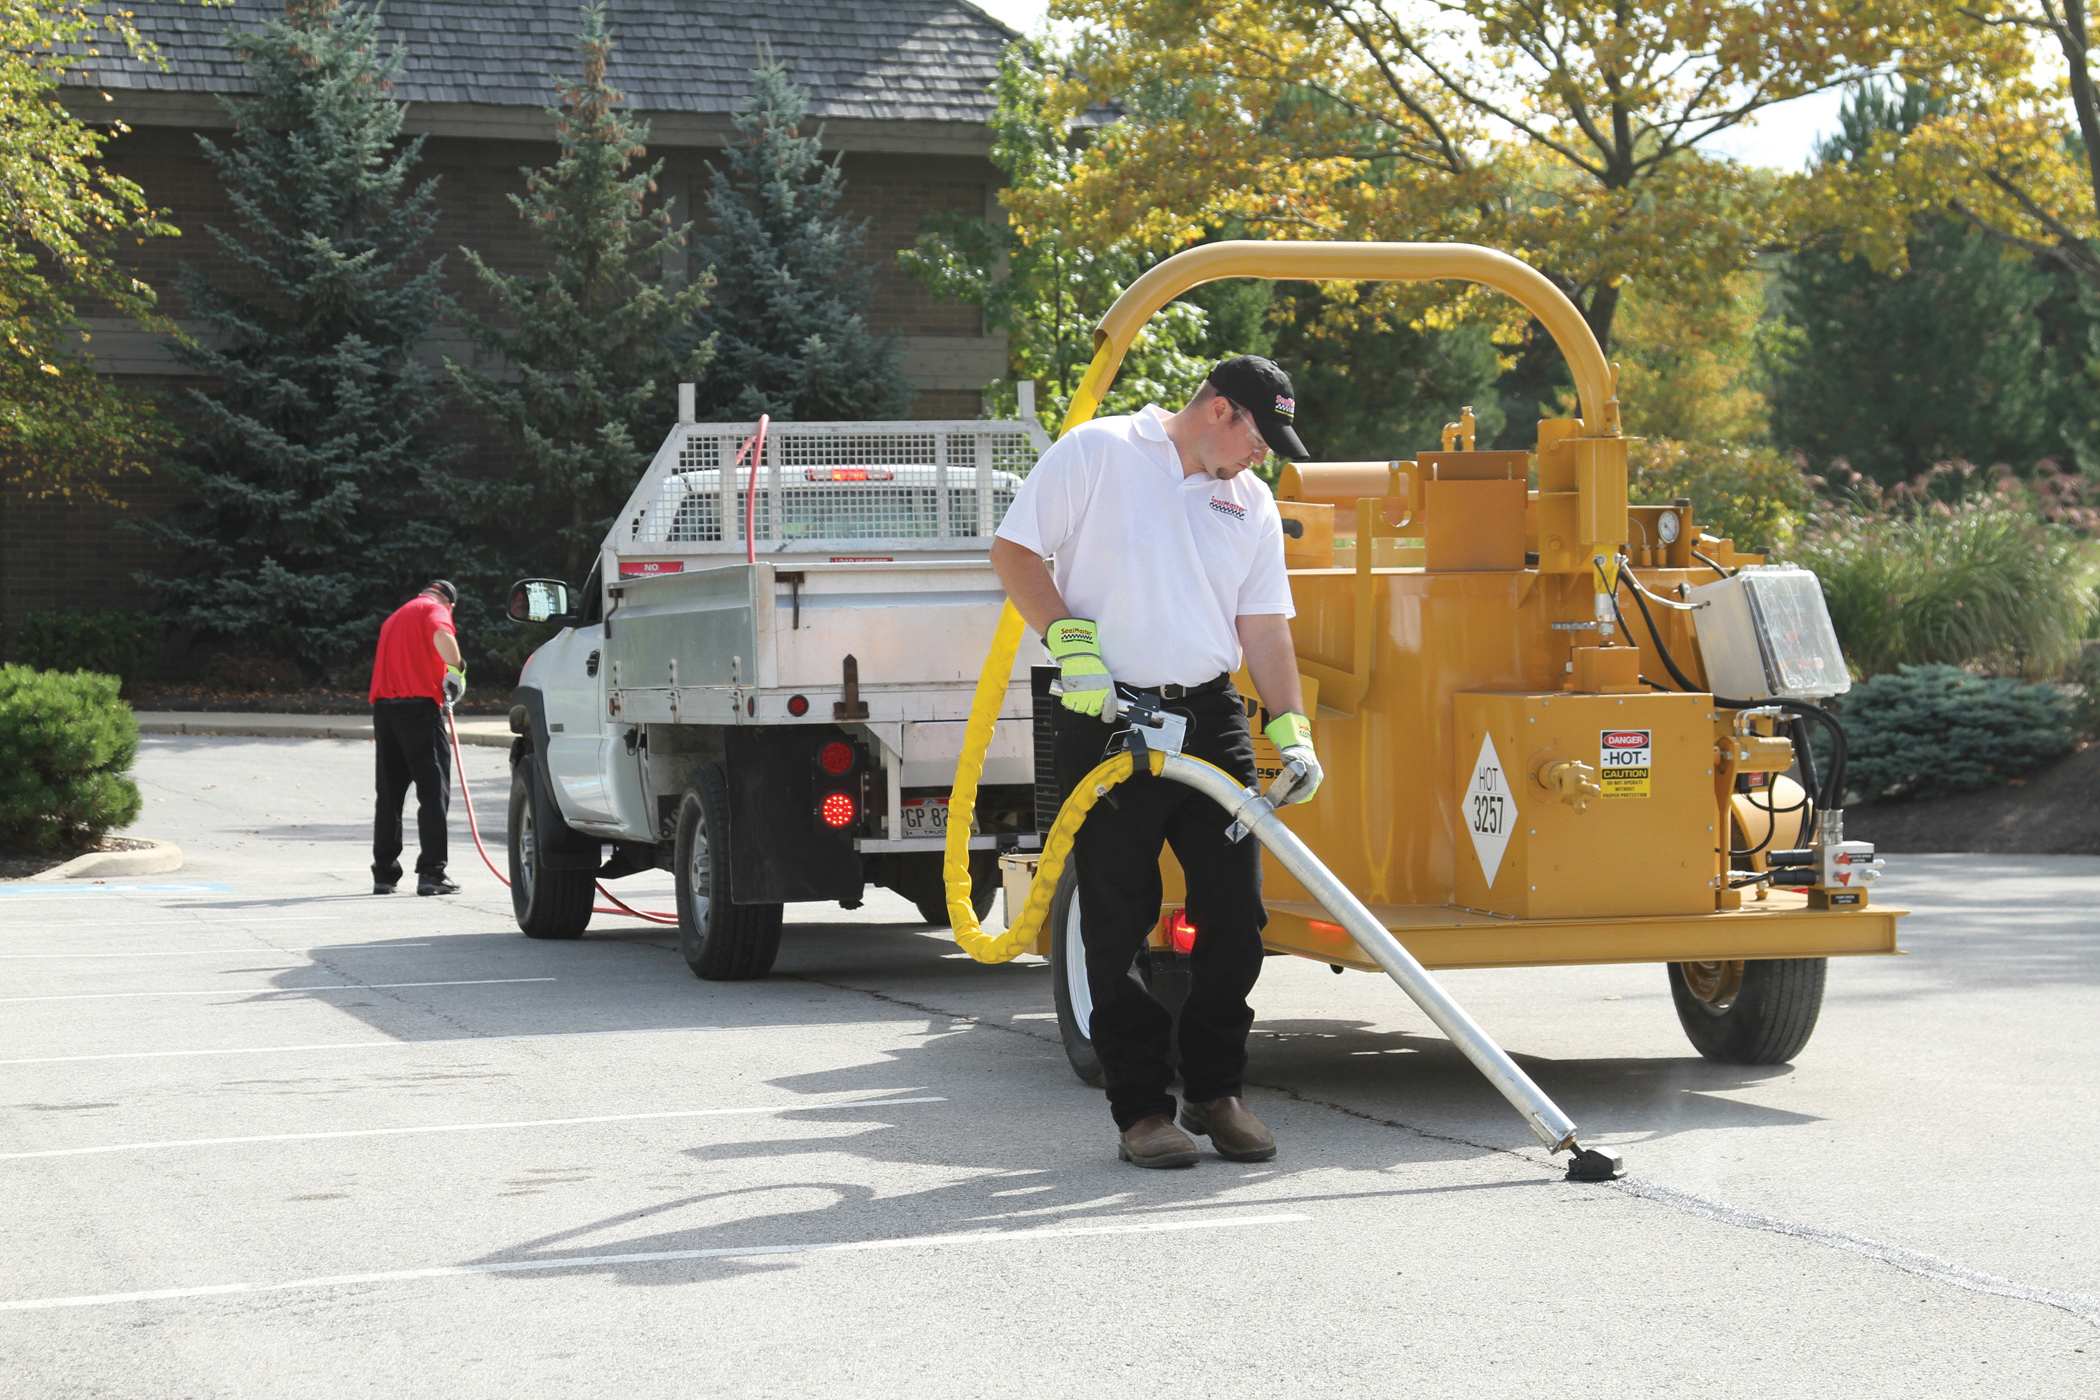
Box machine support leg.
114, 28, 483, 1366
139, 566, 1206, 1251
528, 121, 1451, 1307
1157, 755, 1623, 1179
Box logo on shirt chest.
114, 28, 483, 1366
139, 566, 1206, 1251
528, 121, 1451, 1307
1207, 497, 1247, 521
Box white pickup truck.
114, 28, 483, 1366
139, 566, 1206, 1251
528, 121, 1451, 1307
503, 405, 1051, 980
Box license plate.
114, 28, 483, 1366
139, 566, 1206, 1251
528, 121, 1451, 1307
899, 798, 948, 838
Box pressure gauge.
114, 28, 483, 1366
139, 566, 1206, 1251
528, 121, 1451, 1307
1656, 510, 1682, 545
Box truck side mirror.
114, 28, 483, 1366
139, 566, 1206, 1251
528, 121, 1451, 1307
508, 579, 575, 625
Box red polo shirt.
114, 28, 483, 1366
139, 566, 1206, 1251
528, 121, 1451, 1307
370, 595, 455, 703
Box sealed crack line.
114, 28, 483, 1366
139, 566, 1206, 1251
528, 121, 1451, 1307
796, 976, 2100, 1328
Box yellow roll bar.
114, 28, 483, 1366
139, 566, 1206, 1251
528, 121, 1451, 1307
945, 239, 1619, 954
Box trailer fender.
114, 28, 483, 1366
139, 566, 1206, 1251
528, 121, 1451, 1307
510, 687, 604, 872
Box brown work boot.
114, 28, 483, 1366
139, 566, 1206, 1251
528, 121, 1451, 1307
1178, 1096, 1277, 1162
1117, 1114, 1200, 1169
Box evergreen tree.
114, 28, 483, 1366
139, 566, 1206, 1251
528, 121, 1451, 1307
686, 61, 911, 421
136, 0, 454, 669
447, 3, 713, 586
1771, 83, 2091, 484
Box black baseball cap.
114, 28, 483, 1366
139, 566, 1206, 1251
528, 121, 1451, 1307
1207, 355, 1308, 460
425, 579, 459, 606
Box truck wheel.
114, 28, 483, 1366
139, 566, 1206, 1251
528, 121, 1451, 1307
1048, 860, 1180, 1087
913, 873, 998, 928
1669, 957, 1827, 1064
674, 763, 783, 981
508, 763, 593, 940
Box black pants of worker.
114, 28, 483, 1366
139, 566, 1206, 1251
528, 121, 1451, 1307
372, 697, 450, 885
1054, 682, 1265, 1131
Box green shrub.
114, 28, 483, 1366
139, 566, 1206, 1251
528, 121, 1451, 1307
1836, 664, 2079, 802
14, 608, 163, 688
197, 652, 308, 692
1790, 483, 2100, 678
2066, 642, 2100, 738
0, 665, 143, 851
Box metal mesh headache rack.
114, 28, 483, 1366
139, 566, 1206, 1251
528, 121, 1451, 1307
625, 418, 1049, 554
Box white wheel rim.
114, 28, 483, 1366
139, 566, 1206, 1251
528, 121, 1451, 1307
517, 805, 535, 901
686, 816, 711, 931
1063, 889, 1091, 1038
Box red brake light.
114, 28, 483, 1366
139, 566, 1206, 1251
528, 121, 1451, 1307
819, 740, 855, 775
803, 467, 894, 482
1164, 908, 1197, 953
820, 792, 857, 828
787, 694, 809, 717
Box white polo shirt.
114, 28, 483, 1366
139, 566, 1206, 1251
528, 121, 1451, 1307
995, 404, 1294, 688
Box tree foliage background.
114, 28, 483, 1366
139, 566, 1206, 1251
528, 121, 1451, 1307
134, 0, 457, 671
446, 2, 713, 592
0, 0, 180, 502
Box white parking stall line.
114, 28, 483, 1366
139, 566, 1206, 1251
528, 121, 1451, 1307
0, 1025, 730, 1066
7, 917, 349, 932
0, 1096, 948, 1161
0, 978, 554, 1004
0, 945, 434, 960
0, 1213, 1309, 1312
0, 884, 237, 899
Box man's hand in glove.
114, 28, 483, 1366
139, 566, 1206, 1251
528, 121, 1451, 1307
442, 665, 467, 708
1045, 618, 1114, 718
1262, 711, 1322, 804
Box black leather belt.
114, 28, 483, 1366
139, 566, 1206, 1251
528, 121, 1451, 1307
1116, 672, 1233, 702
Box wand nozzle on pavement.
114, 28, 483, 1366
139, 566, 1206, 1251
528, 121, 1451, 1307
941, 622, 1624, 1182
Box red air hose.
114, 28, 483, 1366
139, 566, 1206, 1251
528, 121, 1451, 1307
738, 413, 771, 564
446, 706, 678, 925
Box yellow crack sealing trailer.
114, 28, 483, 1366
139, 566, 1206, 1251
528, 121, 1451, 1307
946, 241, 1901, 1126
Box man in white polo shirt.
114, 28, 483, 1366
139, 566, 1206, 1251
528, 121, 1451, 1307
991, 356, 1323, 1169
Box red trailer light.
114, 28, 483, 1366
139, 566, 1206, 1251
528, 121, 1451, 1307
819, 791, 858, 828
1164, 908, 1197, 953
819, 740, 855, 775
787, 694, 809, 716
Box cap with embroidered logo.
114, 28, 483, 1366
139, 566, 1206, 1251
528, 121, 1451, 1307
1206, 355, 1308, 460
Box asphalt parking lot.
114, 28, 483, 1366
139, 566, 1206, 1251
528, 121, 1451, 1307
2, 734, 2095, 1397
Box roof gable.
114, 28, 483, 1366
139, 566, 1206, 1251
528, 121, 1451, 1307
72, 0, 1016, 125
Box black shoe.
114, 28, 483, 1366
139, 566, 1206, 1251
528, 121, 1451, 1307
417, 877, 460, 896
373, 883, 397, 895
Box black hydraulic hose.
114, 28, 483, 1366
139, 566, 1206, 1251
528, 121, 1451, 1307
1614, 567, 1849, 817
1692, 549, 1733, 579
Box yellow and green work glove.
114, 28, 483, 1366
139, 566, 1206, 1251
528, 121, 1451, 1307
1046, 617, 1115, 718
442, 664, 467, 708
1263, 711, 1322, 804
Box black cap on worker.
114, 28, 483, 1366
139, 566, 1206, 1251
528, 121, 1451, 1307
425, 579, 459, 606
1206, 355, 1308, 461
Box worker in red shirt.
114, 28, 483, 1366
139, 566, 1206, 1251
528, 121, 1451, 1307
369, 580, 467, 895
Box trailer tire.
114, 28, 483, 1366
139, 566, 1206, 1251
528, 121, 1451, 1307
674, 764, 782, 981
1048, 861, 1186, 1087
1669, 957, 1826, 1064
509, 764, 593, 940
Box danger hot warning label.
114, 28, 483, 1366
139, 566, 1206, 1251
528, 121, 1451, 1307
1599, 729, 1652, 798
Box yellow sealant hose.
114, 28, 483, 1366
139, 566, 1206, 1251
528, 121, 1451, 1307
944, 344, 1119, 961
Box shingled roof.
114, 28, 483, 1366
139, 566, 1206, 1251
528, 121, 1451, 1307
71, 0, 1016, 125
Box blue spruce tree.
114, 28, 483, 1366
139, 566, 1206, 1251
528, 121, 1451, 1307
138, 0, 455, 670
687, 60, 912, 421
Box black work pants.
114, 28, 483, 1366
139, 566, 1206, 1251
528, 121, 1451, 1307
372, 698, 450, 884
1054, 683, 1266, 1131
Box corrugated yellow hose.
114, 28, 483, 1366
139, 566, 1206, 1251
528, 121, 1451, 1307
944, 345, 1119, 962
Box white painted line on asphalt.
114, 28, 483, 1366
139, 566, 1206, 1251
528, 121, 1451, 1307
0, 1213, 1307, 1312
0, 1024, 727, 1066
0, 884, 236, 898
6, 917, 343, 932
1616, 1179, 2100, 1327
0, 1096, 947, 1161
0, 945, 434, 960
0, 978, 554, 1004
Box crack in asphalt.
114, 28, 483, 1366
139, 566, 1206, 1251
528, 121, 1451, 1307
793, 971, 2100, 1329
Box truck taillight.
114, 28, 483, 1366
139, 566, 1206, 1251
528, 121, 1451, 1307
819, 791, 858, 828
803, 467, 894, 482
819, 740, 856, 775
1163, 908, 1197, 953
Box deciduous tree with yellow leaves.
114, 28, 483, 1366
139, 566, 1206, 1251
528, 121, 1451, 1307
0, 1, 181, 501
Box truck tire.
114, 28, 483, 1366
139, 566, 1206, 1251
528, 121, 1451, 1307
1669, 957, 1827, 1064
1048, 860, 1185, 1087
508, 764, 593, 940
674, 763, 783, 981
913, 873, 998, 928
